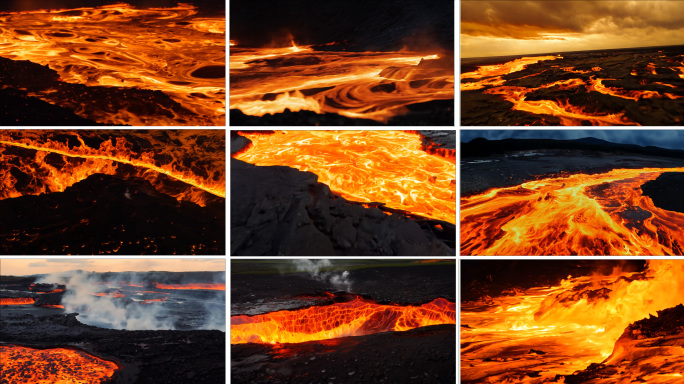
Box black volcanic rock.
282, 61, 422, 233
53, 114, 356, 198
641, 172, 684, 214
0, 174, 225, 255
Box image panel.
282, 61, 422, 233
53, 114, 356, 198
231, 259, 456, 383
229, 0, 454, 125
460, 130, 684, 256
0, 129, 225, 255
231, 130, 455, 256
461, 259, 684, 383
461, 0, 684, 126
0, 1, 225, 126
0, 258, 226, 384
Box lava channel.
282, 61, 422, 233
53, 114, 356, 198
0, 344, 119, 384
231, 297, 455, 344
0, 298, 36, 305
461, 167, 684, 255
233, 131, 456, 224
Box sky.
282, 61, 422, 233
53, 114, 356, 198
0, 259, 225, 276
461, 130, 684, 150
461, 0, 684, 58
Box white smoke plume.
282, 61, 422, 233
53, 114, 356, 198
293, 259, 352, 291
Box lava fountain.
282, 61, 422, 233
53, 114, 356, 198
461, 167, 684, 255
233, 131, 455, 224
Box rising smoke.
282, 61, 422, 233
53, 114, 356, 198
292, 259, 352, 291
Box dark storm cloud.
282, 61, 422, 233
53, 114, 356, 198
462, 1, 684, 38
460, 130, 684, 151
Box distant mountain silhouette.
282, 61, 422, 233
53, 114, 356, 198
461, 137, 684, 160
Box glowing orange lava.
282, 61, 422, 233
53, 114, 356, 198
461, 167, 684, 255
230, 43, 453, 122
0, 130, 225, 207
153, 282, 225, 290
233, 131, 456, 224
231, 297, 455, 344
39, 304, 65, 309
0, 3, 225, 125
461, 260, 684, 383
0, 345, 118, 384
0, 298, 36, 305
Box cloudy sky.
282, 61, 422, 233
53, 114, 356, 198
461, 130, 684, 150
462, 1, 684, 57
1, 259, 225, 276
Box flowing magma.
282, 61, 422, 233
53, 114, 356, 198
231, 297, 455, 344
461, 167, 684, 255
230, 44, 454, 122
0, 130, 225, 207
0, 297, 36, 305
0, 345, 118, 384
461, 260, 684, 383
233, 131, 456, 224
0, 3, 225, 125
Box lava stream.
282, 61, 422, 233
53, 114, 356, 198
233, 131, 456, 224
231, 297, 455, 344
461, 167, 684, 255
0, 345, 118, 384
0, 297, 36, 305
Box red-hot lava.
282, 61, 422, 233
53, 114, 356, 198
461, 167, 684, 255
230, 41, 453, 122
153, 282, 225, 290
0, 3, 225, 125
0, 345, 118, 384
0, 130, 225, 207
234, 131, 456, 224
39, 304, 66, 309
231, 297, 455, 344
461, 260, 684, 383
0, 298, 36, 305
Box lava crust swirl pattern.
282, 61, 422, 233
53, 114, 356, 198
461, 167, 684, 255
0, 3, 225, 125
0, 130, 225, 207
231, 297, 455, 344
0, 345, 118, 384
234, 131, 455, 224
230, 45, 454, 122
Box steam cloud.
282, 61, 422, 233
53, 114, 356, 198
293, 259, 352, 292
35, 270, 225, 331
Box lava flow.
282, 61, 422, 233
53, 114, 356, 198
0, 3, 225, 125
0, 130, 225, 207
0, 345, 118, 384
461, 260, 684, 383
231, 297, 455, 344
233, 131, 455, 224
0, 298, 36, 305
461, 167, 684, 255
230, 43, 453, 122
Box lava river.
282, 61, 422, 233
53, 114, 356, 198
230, 43, 454, 122
234, 131, 455, 224
461, 260, 684, 384
0, 3, 225, 125
461, 167, 684, 255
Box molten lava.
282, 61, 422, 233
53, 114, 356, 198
233, 131, 456, 224
0, 3, 225, 125
231, 297, 455, 344
230, 43, 453, 122
461, 260, 684, 383
153, 282, 225, 290
0, 345, 118, 384
0, 130, 225, 207
0, 297, 36, 305
461, 167, 684, 255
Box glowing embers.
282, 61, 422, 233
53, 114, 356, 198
234, 131, 456, 224
0, 3, 225, 125
230, 45, 453, 122
0, 130, 225, 206
461, 167, 684, 255
231, 297, 455, 344
0, 345, 118, 384
0, 298, 35, 305
461, 260, 684, 383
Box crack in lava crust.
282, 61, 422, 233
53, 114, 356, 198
231, 297, 455, 344
461, 167, 684, 255
0, 345, 118, 384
